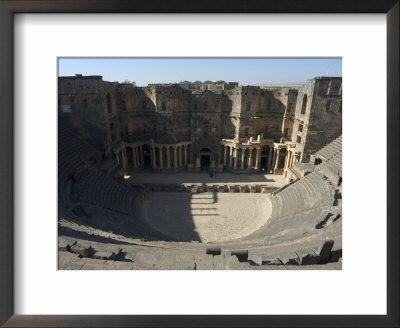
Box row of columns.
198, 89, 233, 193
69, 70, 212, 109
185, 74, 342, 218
221, 144, 300, 173
222, 145, 262, 170
151, 143, 189, 169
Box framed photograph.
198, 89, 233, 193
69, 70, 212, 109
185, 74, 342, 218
0, 1, 398, 327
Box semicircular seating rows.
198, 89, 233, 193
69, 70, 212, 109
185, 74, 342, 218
58, 127, 343, 268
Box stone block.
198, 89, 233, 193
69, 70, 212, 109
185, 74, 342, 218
297, 250, 321, 265
316, 240, 334, 263
277, 253, 299, 265
250, 186, 257, 193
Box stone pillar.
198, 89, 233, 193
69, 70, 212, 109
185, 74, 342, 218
268, 148, 274, 168
152, 146, 156, 168
274, 148, 281, 169
122, 148, 127, 173
241, 148, 245, 169
233, 148, 238, 169
271, 148, 277, 168
229, 147, 233, 167
184, 144, 188, 165
139, 145, 144, 166
284, 150, 289, 169
223, 146, 227, 166
247, 148, 253, 169
166, 147, 171, 169
174, 146, 178, 168
255, 148, 260, 169
159, 147, 163, 169
134, 147, 139, 168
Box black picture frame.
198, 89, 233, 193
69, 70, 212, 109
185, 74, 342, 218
0, 1, 398, 327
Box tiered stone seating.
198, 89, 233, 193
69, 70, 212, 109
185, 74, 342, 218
314, 135, 342, 161
58, 126, 99, 183
75, 169, 137, 217
271, 171, 335, 218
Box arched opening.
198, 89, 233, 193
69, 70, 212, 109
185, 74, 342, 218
126, 147, 134, 166
301, 95, 307, 114
142, 144, 151, 168
260, 145, 270, 171
278, 148, 287, 168
200, 148, 211, 170
325, 100, 332, 112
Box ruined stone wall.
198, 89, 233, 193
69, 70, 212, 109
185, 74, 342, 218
304, 77, 342, 157
58, 75, 342, 166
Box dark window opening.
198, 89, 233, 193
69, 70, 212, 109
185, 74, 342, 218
142, 100, 147, 109
284, 128, 289, 137
244, 128, 249, 137
193, 100, 197, 110
298, 124, 303, 132
246, 102, 251, 111
162, 101, 166, 111
111, 134, 115, 142
301, 95, 307, 114
325, 100, 332, 112
163, 126, 167, 136
297, 136, 302, 143
110, 123, 114, 130
338, 101, 342, 112
203, 126, 209, 136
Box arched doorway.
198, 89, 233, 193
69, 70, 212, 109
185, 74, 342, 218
142, 144, 151, 169
200, 148, 211, 171
126, 146, 134, 166
278, 148, 287, 168
260, 145, 270, 170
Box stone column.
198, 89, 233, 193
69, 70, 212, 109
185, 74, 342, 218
233, 148, 238, 169
139, 145, 144, 166
223, 146, 227, 165
184, 144, 188, 165
152, 146, 157, 168
247, 148, 253, 169
284, 150, 289, 169
159, 147, 163, 168
122, 148, 127, 173
229, 147, 233, 167
241, 148, 245, 169
271, 148, 277, 168
274, 148, 281, 169
166, 147, 171, 169
134, 147, 139, 168
268, 148, 274, 167
174, 146, 178, 168
255, 148, 261, 169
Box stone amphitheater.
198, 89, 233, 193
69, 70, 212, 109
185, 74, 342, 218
58, 75, 342, 270
58, 127, 342, 270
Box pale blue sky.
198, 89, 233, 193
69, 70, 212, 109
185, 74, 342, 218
58, 58, 342, 86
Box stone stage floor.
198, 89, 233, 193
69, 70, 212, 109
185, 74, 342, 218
125, 172, 286, 188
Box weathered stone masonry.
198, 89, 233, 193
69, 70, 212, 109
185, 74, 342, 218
58, 75, 342, 176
